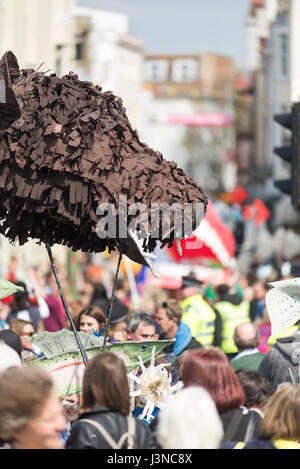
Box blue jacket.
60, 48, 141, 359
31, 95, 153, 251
160, 320, 198, 357
173, 320, 194, 356
160, 321, 201, 384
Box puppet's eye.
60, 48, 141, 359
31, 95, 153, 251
107, 122, 124, 139
140, 345, 148, 352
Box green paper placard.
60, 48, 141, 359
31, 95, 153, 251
27, 330, 174, 397
0, 275, 24, 300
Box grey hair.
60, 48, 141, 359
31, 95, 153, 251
157, 386, 224, 449
127, 312, 156, 334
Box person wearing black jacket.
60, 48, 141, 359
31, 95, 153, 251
66, 352, 155, 449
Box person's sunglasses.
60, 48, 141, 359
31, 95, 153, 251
161, 301, 178, 318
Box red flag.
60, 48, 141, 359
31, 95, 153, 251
243, 199, 270, 227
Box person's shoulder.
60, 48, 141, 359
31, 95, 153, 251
71, 409, 126, 435
221, 436, 275, 450
244, 436, 276, 449
134, 417, 157, 448
75, 407, 117, 424
187, 337, 202, 350
232, 352, 264, 370
219, 407, 242, 425
276, 334, 300, 345
178, 336, 202, 353
261, 342, 281, 359
220, 407, 255, 426
45, 294, 63, 307
236, 350, 264, 360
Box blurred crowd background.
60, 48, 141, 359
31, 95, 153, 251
2, 0, 300, 451
0, 0, 299, 347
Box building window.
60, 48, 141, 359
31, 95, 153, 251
145, 60, 168, 82
279, 33, 288, 77
75, 30, 88, 62
182, 64, 190, 81
55, 45, 63, 77
76, 42, 84, 61
151, 64, 160, 81
171, 59, 198, 82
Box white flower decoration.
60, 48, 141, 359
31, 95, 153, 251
127, 346, 183, 422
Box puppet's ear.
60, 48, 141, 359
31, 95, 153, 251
0, 51, 20, 83
117, 227, 159, 278
0, 51, 21, 132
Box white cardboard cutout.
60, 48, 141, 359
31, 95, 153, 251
266, 277, 300, 335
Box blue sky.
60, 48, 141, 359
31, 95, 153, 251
77, 0, 250, 70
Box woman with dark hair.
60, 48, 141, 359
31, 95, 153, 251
7, 282, 41, 331
222, 384, 300, 449
75, 305, 106, 336
180, 347, 261, 444
66, 352, 155, 449
235, 369, 273, 411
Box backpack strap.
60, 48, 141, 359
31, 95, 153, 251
126, 416, 136, 449
222, 409, 244, 443
243, 410, 256, 442
79, 417, 136, 449
79, 419, 119, 449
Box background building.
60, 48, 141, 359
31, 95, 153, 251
72, 5, 144, 129
0, 0, 75, 74
244, 0, 293, 197
140, 53, 237, 194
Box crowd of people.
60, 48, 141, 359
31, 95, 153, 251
0, 253, 300, 450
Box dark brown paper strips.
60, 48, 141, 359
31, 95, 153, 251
0, 51, 207, 267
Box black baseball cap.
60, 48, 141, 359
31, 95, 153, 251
93, 299, 129, 324
180, 276, 204, 289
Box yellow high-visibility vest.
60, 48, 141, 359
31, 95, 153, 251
214, 300, 250, 354
181, 294, 216, 347
267, 325, 300, 346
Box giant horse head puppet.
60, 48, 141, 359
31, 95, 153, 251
0, 51, 207, 272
